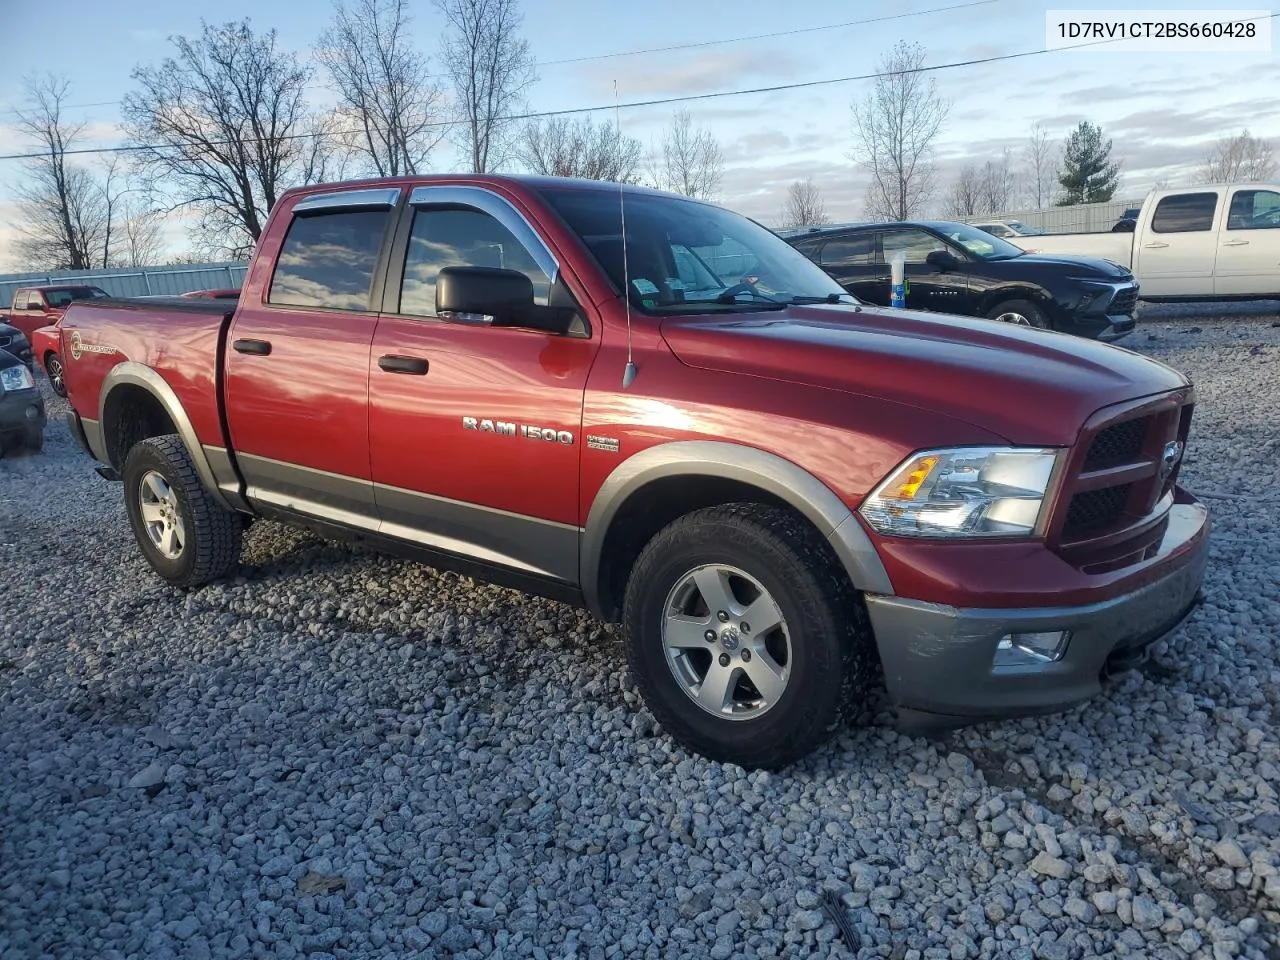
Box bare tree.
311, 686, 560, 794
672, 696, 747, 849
850, 40, 950, 221
122, 19, 326, 258
978, 149, 1015, 213
946, 151, 1015, 219
779, 177, 832, 229
944, 164, 983, 218
1199, 129, 1276, 183
117, 205, 168, 267
652, 110, 725, 201
317, 0, 446, 176
515, 115, 643, 182
1023, 122, 1057, 208
11, 74, 109, 270
435, 0, 537, 173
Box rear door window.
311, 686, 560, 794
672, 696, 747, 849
1150, 193, 1219, 234
268, 209, 391, 310
819, 235, 877, 267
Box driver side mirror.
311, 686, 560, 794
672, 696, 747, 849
436, 266, 574, 335
925, 250, 959, 271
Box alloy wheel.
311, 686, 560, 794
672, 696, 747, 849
661, 563, 792, 720
138, 469, 186, 560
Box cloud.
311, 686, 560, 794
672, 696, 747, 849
718, 158, 868, 224
723, 131, 792, 163
581, 48, 805, 99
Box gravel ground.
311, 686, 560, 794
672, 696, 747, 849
2, 308, 1280, 960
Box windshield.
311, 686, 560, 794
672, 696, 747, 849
536, 186, 856, 313
932, 223, 1026, 261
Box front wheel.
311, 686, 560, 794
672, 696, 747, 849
987, 298, 1050, 330
122, 435, 242, 588
45, 353, 67, 398
622, 503, 874, 769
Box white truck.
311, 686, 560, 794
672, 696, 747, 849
1008, 183, 1280, 302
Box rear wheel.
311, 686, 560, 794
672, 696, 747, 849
45, 353, 67, 398
622, 503, 874, 769
122, 435, 242, 588
987, 298, 1050, 330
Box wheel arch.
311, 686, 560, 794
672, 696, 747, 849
99, 361, 234, 511
580, 440, 894, 622
979, 285, 1058, 321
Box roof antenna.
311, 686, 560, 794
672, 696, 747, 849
614, 80, 638, 390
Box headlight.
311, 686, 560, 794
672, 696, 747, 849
859, 446, 1063, 539
0, 365, 36, 393
1069, 281, 1114, 311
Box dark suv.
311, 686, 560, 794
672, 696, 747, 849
788, 220, 1139, 342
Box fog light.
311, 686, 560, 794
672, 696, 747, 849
993, 630, 1071, 668
26, 405, 40, 420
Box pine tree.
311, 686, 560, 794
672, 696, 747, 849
1056, 121, 1121, 205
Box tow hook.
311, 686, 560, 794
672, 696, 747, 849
94, 466, 121, 482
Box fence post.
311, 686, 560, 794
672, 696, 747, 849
142, 270, 153, 295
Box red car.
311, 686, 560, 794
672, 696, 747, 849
30, 320, 65, 397
57, 174, 1210, 769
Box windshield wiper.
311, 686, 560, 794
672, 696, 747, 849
788, 294, 850, 305
714, 289, 778, 305
649, 301, 789, 314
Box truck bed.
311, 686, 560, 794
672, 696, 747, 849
59, 297, 235, 449
1009, 231, 1133, 266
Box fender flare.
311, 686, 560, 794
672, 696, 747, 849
579, 440, 894, 618
98, 361, 236, 511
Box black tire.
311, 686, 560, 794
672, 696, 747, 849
622, 503, 875, 770
122, 435, 242, 588
45, 353, 67, 398
987, 298, 1050, 330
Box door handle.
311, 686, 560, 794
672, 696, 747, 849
1142, 241, 1169, 249
378, 354, 429, 375
1222, 239, 1250, 246
233, 338, 272, 355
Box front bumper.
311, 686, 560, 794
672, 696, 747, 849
1095, 315, 1135, 342
865, 501, 1210, 729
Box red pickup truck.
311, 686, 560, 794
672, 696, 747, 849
4, 284, 111, 340
57, 174, 1211, 769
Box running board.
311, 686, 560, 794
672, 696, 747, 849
94, 466, 121, 482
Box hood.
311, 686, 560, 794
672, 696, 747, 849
660, 304, 1188, 445
990, 252, 1132, 279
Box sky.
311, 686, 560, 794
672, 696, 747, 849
1, 0, 1278, 270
